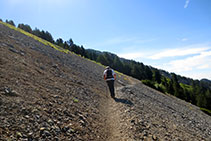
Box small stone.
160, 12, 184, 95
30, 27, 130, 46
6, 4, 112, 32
68, 128, 75, 134
4, 88, 18, 96
28, 132, 33, 136
47, 119, 53, 124
152, 135, 157, 140
16, 132, 23, 138
42, 130, 51, 137
9, 48, 19, 54
68, 123, 73, 127
53, 95, 59, 98
143, 130, 148, 136
53, 126, 61, 135
54, 137, 59, 141
79, 120, 85, 126
146, 125, 150, 129
40, 127, 45, 131
21, 108, 29, 115
40, 127, 51, 137
20, 52, 25, 56
131, 119, 135, 124
49, 102, 53, 106
25, 115, 30, 119
62, 126, 69, 133
32, 108, 38, 113
52, 64, 58, 69
35, 114, 40, 119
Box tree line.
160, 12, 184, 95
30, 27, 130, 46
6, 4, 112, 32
3, 19, 211, 114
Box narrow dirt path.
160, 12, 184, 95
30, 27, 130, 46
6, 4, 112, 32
105, 96, 124, 141
103, 77, 138, 141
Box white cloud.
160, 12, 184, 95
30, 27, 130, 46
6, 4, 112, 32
184, 0, 190, 8
189, 72, 211, 80
197, 64, 209, 69
159, 50, 211, 74
151, 44, 211, 79
116, 43, 211, 80
181, 38, 188, 41
149, 45, 211, 60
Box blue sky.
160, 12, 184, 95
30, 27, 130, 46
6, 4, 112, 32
1, 0, 211, 80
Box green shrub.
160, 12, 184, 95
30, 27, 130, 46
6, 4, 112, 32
142, 80, 156, 89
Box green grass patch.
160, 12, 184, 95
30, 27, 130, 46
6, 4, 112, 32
73, 98, 79, 103
200, 108, 211, 116
142, 80, 156, 89
0, 21, 71, 54
180, 83, 193, 91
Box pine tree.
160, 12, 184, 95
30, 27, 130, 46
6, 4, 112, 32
131, 65, 142, 80
96, 54, 109, 66
113, 56, 123, 72
56, 38, 64, 47
145, 66, 153, 80
172, 73, 183, 98
153, 69, 161, 83
68, 38, 74, 46
167, 79, 174, 95
6, 20, 15, 27
205, 90, 211, 110
18, 24, 32, 33
80, 45, 86, 57
196, 93, 207, 108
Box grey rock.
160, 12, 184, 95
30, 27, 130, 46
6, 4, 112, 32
9, 48, 19, 53
42, 130, 51, 137
0, 98, 2, 105
4, 87, 19, 96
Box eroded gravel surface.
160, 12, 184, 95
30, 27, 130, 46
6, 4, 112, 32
0, 23, 211, 141
0, 23, 110, 140
114, 83, 211, 141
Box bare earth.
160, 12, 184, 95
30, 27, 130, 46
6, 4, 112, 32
0, 23, 211, 141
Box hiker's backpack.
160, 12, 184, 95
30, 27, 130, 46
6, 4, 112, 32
106, 69, 114, 79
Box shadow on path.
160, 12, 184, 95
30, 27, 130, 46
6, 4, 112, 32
114, 98, 133, 106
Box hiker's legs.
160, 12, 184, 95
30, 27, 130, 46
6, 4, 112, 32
107, 80, 115, 98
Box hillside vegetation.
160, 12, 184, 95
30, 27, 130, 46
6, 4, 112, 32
0, 20, 211, 140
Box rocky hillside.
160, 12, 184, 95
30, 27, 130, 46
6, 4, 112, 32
0, 23, 211, 141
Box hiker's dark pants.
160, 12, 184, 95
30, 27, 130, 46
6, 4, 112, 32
106, 80, 115, 98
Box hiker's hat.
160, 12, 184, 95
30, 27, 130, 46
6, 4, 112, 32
106, 66, 110, 69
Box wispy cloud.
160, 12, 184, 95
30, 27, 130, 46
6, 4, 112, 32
181, 38, 188, 41
167, 50, 211, 72
156, 49, 211, 79
149, 45, 211, 60
117, 43, 211, 79
184, 0, 190, 8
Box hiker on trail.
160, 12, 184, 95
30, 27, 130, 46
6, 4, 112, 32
103, 66, 116, 99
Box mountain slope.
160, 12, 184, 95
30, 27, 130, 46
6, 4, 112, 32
0, 23, 211, 141
0, 22, 110, 140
